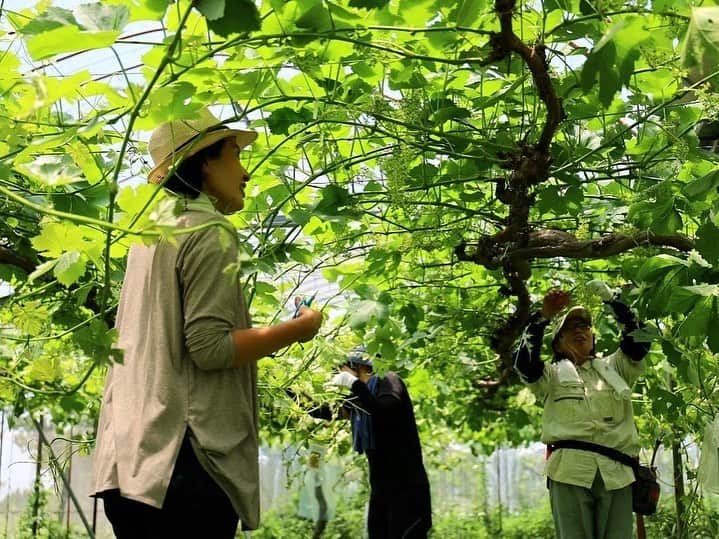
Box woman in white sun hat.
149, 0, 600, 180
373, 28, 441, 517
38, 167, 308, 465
92, 107, 323, 538
513, 282, 649, 539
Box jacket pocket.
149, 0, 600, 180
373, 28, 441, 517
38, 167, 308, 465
551, 382, 586, 422
590, 388, 626, 425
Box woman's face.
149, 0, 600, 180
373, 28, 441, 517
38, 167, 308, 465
555, 318, 594, 364
202, 137, 250, 214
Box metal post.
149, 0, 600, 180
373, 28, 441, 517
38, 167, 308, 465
31, 418, 95, 539
672, 440, 685, 538
668, 374, 686, 538
31, 416, 43, 538
496, 446, 502, 533
3, 416, 11, 539
0, 411, 5, 539
65, 430, 72, 535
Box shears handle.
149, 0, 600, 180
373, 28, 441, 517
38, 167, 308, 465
293, 294, 316, 319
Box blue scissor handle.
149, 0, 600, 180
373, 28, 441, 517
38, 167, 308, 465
293, 293, 316, 319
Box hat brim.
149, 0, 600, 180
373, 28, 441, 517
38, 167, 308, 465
348, 358, 374, 368
551, 306, 592, 343
148, 129, 257, 185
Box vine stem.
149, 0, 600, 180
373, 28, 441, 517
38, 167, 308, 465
0, 183, 231, 239
98, 1, 197, 321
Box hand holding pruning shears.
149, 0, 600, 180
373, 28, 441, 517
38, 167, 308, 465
292, 293, 322, 345
293, 292, 317, 319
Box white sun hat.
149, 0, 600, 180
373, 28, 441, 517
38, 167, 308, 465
147, 107, 257, 184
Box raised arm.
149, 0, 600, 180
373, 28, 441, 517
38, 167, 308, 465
284, 388, 350, 421
513, 313, 550, 383
230, 308, 322, 367
514, 289, 570, 383
607, 299, 649, 361
350, 376, 403, 415
180, 225, 322, 370
586, 280, 649, 362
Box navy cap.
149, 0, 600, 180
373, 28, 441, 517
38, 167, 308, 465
346, 345, 378, 368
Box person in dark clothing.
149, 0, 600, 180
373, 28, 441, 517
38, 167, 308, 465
325, 346, 432, 539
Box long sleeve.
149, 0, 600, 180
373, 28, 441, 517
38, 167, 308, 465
307, 403, 335, 421
513, 312, 550, 383
349, 374, 407, 432
179, 222, 241, 370
285, 388, 349, 421
350, 379, 402, 415
606, 299, 649, 362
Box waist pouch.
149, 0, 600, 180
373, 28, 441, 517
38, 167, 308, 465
547, 440, 660, 516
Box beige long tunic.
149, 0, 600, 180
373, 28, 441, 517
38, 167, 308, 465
92, 195, 260, 528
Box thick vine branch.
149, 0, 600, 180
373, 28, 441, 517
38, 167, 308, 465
491, 0, 565, 153
455, 229, 695, 268
477, 262, 533, 390
479, 0, 567, 250
510, 231, 694, 259
0, 245, 35, 273
457, 1, 697, 396
459, 226, 694, 393
462, 0, 571, 394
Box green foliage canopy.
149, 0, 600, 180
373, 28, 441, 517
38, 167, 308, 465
0, 0, 718, 457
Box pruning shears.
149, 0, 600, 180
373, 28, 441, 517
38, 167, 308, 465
293, 292, 317, 319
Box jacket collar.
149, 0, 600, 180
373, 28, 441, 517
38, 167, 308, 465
180, 192, 220, 214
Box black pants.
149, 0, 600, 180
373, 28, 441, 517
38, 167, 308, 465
367, 485, 432, 539
102, 435, 239, 539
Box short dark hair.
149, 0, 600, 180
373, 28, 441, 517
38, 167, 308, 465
162, 137, 228, 198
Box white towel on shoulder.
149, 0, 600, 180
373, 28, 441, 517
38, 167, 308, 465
555, 358, 631, 400
592, 358, 631, 400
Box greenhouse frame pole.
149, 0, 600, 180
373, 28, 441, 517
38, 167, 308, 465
31, 416, 42, 538
32, 418, 95, 539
